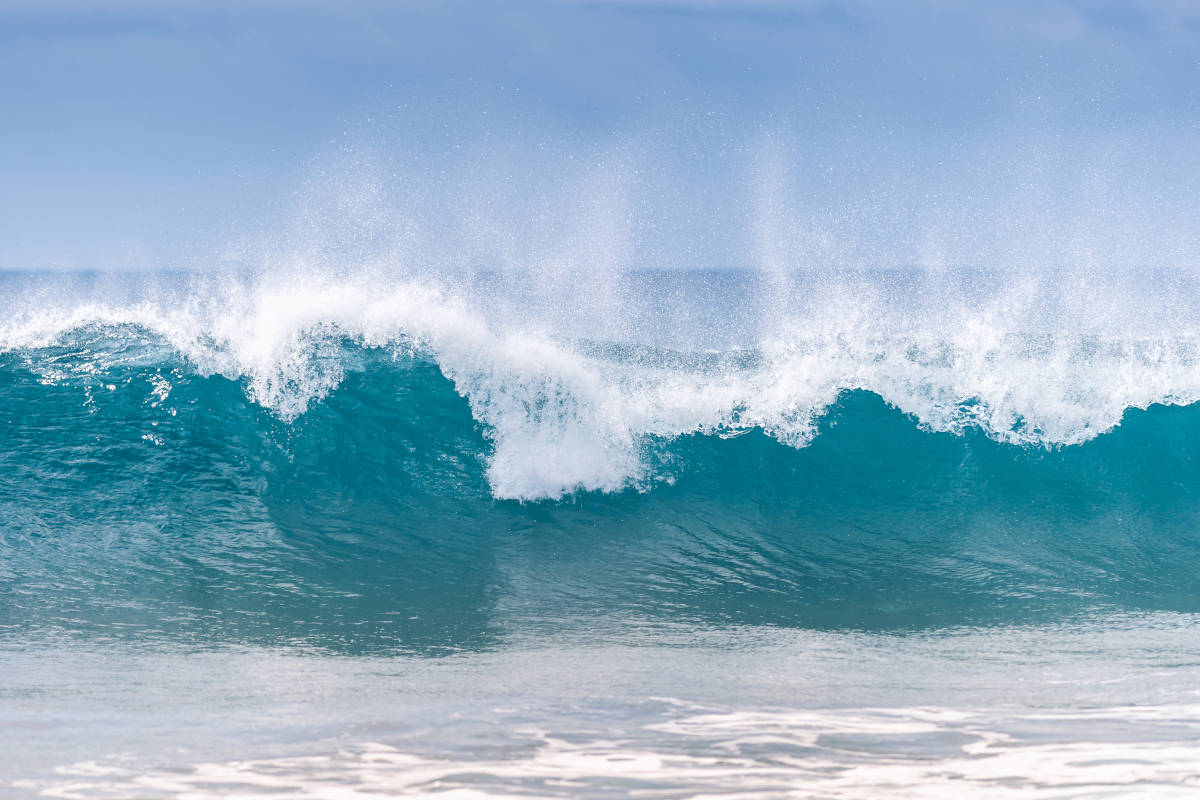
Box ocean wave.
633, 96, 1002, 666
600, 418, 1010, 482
9, 313, 1200, 644
4, 269, 1200, 501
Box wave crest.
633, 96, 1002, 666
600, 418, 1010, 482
4, 269, 1200, 499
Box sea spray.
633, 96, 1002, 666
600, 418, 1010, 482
5, 268, 1200, 499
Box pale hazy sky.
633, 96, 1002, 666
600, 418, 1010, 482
2, 0, 1198, 271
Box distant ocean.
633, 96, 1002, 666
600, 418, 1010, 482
5, 266, 1200, 796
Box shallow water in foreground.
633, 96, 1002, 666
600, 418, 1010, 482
6, 616, 1200, 798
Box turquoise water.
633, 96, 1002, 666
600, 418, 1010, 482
4, 268, 1200, 795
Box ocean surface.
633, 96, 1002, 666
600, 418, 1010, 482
4, 266, 1200, 797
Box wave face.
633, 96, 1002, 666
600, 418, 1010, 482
5, 268, 1200, 649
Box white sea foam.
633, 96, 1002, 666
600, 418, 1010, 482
27, 719, 1200, 800
3, 268, 1200, 500
10, 613, 1200, 799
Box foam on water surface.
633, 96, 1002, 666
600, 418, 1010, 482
5, 268, 1200, 500
8, 616, 1200, 799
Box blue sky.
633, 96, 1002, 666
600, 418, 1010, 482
2, 0, 1198, 271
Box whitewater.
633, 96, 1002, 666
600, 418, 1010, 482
6, 266, 1200, 501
